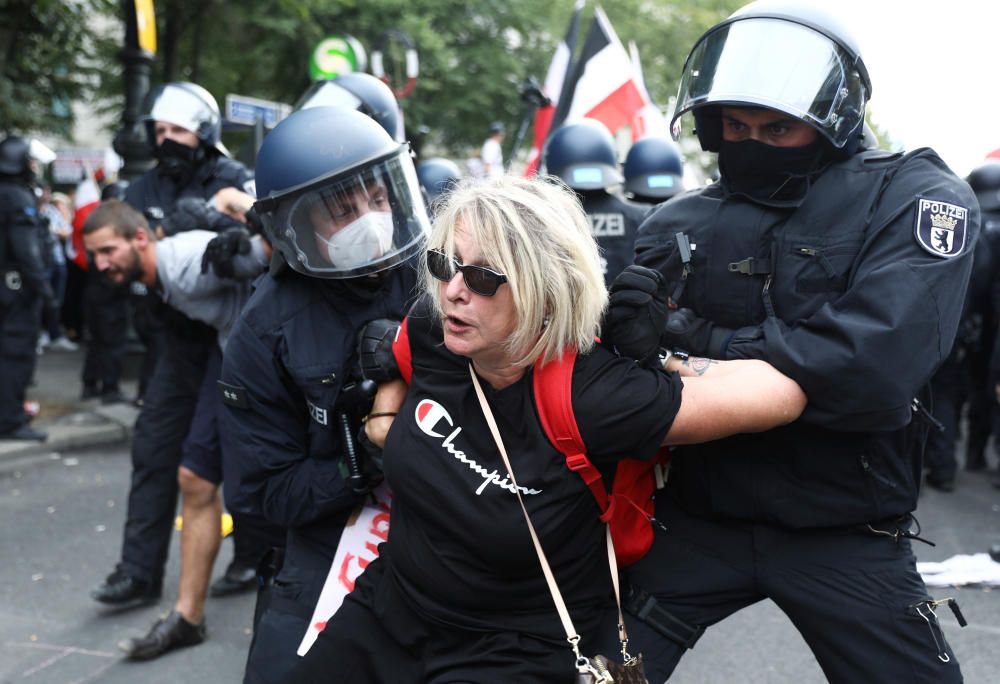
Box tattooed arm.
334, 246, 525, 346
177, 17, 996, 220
661, 356, 806, 446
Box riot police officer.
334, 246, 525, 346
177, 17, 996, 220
0, 135, 57, 440
295, 71, 404, 142
623, 135, 685, 206
962, 160, 1000, 472
543, 119, 646, 287
609, 2, 975, 680
416, 156, 463, 210
219, 106, 428, 683
91, 82, 261, 607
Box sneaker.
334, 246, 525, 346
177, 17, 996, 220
209, 559, 257, 597
37, 331, 51, 348
48, 336, 79, 351
119, 609, 205, 660
81, 384, 101, 400
91, 567, 162, 606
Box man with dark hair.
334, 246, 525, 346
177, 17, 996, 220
83, 198, 273, 659
91, 81, 271, 611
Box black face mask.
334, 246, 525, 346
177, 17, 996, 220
718, 138, 829, 205
155, 138, 205, 181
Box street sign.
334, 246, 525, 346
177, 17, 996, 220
309, 35, 367, 81
224, 94, 292, 129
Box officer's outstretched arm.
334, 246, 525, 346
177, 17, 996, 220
662, 356, 806, 446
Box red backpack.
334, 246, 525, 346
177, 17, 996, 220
393, 319, 668, 566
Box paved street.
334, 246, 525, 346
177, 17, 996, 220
1, 440, 999, 683
0, 444, 255, 684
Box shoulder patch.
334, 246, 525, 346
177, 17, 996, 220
21, 206, 37, 217
218, 381, 249, 409
914, 198, 968, 258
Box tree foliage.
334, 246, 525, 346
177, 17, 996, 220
0, 0, 119, 137
11, 0, 743, 158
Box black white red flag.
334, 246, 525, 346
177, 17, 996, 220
524, 0, 585, 176
548, 7, 647, 143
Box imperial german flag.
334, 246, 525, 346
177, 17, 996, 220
547, 6, 648, 143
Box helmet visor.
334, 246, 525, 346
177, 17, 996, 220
260, 147, 430, 279
148, 84, 218, 138
671, 18, 867, 148
295, 81, 364, 112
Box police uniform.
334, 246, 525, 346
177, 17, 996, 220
0, 176, 52, 435
220, 267, 418, 684
625, 145, 976, 682
542, 119, 643, 288
223, 102, 435, 682
962, 205, 1000, 469
290, 295, 679, 684
923, 230, 994, 488
579, 190, 648, 288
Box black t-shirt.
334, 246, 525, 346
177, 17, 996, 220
381, 299, 680, 641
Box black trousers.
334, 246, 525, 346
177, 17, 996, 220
284, 555, 582, 684
924, 366, 965, 481
129, 289, 165, 400
0, 291, 41, 434
81, 273, 128, 392
622, 495, 963, 684
119, 327, 213, 582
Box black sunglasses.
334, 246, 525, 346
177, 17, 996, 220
426, 249, 508, 296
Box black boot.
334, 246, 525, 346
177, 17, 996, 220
209, 558, 257, 597
91, 567, 162, 606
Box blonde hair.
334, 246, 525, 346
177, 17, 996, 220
423, 175, 607, 366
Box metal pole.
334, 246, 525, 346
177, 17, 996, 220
113, 0, 156, 180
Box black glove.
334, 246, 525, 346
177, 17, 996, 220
357, 319, 402, 383
603, 265, 669, 367
663, 308, 739, 358
334, 378, 378, 419
200, 227, 253, 278
163, 197, 245, 235
244, 205, 264, 236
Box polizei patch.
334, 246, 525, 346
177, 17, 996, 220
914, 198, 968, 258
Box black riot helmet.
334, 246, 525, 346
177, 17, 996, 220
143, 82, 227, 155
543, 119, 623, 191
967, 161, 1000, 213
295, 72, 403, 141
674, 0, 871, 158
416, 158, 462, 205
253, 106, 430, 280
101, 180, 131, 201
624, 136, 684, 201
0, 135, 56, 179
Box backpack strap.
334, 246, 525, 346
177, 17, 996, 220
533, 349, 610, 516
392, 317, 413, 384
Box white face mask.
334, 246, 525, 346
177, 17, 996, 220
315, 211, 395, 269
